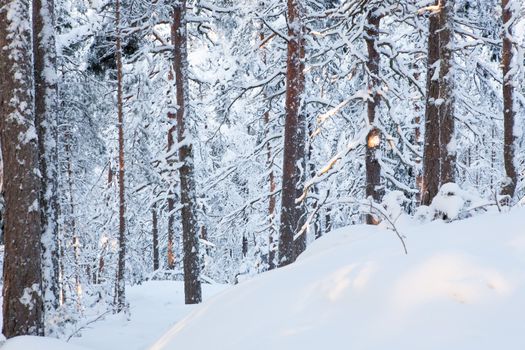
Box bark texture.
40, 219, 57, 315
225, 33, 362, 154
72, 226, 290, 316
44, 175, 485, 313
437, 0, 455, 186
172, 1, 202, 304
152, 203, 160, 271
501, 0, 518, 199
278, 0, 307, 267
0, 0, 44, 337
421, 0, 456, 206
364, 7, 383, 224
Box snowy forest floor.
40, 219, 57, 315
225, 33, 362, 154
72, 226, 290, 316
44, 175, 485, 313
69, 282, 228, 350
0, 282, 228, 350
2, 208, 525, 349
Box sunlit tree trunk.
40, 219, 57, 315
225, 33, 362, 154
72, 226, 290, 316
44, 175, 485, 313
0, 0, 44, 337
278, 0, 307, 267
364, 6, 383, 224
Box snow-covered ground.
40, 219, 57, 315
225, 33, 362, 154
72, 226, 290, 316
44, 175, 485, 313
3, 208, 525, 349
1, 282, 227, 350
69, 281, 227, 350
152, 208, 525, 350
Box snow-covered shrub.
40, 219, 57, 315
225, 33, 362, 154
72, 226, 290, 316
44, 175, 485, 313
381, 191, 408, 221
419, 183, 486, 222
431, 183, 466, 220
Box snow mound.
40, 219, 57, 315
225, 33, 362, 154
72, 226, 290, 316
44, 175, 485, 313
150, 209, 525, 350
2, 336, 91, 350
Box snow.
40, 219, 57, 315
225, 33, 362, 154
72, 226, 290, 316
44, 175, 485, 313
2, 336, 90, 350
429, 182, 466, 220
2, 209, 524, 350
68, 281, 227, 350
150, 208, 525, 350
0, 282, 227, 349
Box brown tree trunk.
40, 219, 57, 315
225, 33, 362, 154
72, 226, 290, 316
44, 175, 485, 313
33, 0, 61, 325
152, 202, 160, 271
422, 4, 441, 206
115, 0, 127, 312
364, 7, 383, 224
421, 0, 455, 205
501, 0, 517, 199
437, 0, 455, 186
278, 0, 307, 267
0, 0, 44, 337
172, 1, 202, 304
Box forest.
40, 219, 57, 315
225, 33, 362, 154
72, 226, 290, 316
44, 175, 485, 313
0, 0, 524, 348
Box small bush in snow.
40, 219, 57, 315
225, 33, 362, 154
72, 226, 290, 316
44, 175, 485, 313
417, 183, 486, 222
381, 191, 407, 221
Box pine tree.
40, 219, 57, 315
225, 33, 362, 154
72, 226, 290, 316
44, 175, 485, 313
0, 0, 45, 337
364, 5, 383, 223
278, 0, 307, 267
172, 0, 202, 304
501, 0, 518, 199
421, 0, 456, 205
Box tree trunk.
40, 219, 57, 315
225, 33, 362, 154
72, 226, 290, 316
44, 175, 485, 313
0, 0, 45, 337
278, 0, 307, 267
421, 0, 455, 205
501, 0, 517, 199
115, 0, 127, 312
172, 1, 202, 304
33, 0, 61, 326
364, 7, 383, 224
167, 197, 176, 269
437, 0, 455, 186
152, 203, 160, 271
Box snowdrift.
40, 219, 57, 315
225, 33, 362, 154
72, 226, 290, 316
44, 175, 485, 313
150, 209, 525, 350
2, 336, 90, 350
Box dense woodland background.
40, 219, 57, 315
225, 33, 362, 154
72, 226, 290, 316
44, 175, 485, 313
0, 0, 524, 340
